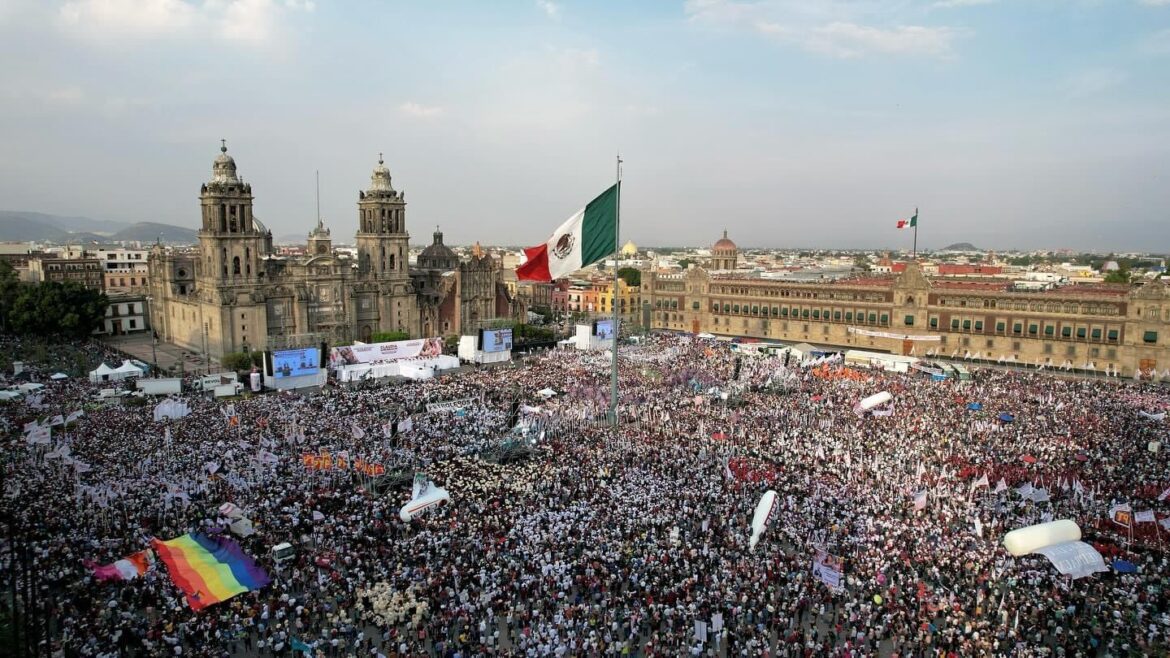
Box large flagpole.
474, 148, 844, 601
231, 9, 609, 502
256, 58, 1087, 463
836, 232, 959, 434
912, 207, 918, 258
609, 155, 623, 426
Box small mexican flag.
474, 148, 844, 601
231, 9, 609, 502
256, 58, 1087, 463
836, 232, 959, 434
896, 209, 918, 229
516, 184, 619, 282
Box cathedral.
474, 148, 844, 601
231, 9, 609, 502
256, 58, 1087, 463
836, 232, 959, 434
147, 143, 523, 358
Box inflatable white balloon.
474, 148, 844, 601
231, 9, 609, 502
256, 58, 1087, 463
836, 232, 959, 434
749, 490, 778, 551
399, 482, 451, 522
1002, 519, 1080, 557
856, 391, 893, 412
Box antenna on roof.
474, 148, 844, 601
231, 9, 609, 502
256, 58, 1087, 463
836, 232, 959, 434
315, 170, 321, 229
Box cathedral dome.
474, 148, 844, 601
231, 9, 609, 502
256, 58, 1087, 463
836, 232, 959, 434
211, 140, 239, 184
418, 227, 459, 270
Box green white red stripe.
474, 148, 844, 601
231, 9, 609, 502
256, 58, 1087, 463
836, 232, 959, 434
897, 209, 918, 229
516, 184, 619, 282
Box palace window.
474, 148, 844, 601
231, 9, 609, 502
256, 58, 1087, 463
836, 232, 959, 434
1107, 329, 1119, 341
1076, 327, 1086, 339
974, 320, 984, 331
1144, 331, 1157, 343
1062, 326, 1072, 338
930, 317, 939, 328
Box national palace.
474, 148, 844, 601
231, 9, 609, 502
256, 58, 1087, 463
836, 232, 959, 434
641, 237, 1170, 378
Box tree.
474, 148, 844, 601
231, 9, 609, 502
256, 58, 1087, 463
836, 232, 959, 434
617, 267, 641, 287
1104, 269, 1132, 284
0, 260, 19, 332
8, 281, 108, 339
677, 258, 695, 270
371, 331, 410, 342
220, 351, 253, 372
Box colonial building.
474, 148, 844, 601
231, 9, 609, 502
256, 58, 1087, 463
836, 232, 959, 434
642, 256, 1170, 378
28, 254, 104, 290
148, 143, 522, 358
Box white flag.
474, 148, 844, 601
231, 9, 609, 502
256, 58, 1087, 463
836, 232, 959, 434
994, 478, 1007, 494
351, 423, 366, 440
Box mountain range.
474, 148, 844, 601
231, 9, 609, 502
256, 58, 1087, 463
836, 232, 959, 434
0, 211, 198, 245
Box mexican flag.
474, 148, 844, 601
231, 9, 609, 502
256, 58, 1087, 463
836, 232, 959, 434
896, 209, 918, 229
516, 184, 618, 282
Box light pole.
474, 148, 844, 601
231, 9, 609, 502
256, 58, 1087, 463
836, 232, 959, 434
151, 331, 158, 376
202, 321, 209, 375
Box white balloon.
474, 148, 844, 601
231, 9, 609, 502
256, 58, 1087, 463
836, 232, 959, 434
749, 490, 778, 552
1002, 519, 1081, 557
856, 391, 893, 412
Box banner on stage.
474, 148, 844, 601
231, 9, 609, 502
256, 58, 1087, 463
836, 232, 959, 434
329, 337, 444, 367
847, 327, 941, 341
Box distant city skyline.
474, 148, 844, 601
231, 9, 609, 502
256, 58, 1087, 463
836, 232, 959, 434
0, 1, 1167, 251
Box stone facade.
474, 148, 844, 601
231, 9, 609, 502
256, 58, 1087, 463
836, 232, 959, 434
642, 260, 1170, 378
148, 144, 523, 358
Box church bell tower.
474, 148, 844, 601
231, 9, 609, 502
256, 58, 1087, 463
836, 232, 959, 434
356, 154, 409, 281
197, 140, 270, 286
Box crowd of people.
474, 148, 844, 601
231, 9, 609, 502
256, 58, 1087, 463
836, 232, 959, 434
1, 332, 1168, 658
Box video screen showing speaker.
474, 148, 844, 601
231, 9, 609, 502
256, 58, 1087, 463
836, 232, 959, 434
271, 347, 321, 379
479, 328, 513, 353
593, 319, 615, 340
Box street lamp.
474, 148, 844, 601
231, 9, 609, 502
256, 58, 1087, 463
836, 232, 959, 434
202, 322, 209, 375
151, 330, 158, 376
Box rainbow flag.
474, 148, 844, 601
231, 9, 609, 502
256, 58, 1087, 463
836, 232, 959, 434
152, 533, 270, 611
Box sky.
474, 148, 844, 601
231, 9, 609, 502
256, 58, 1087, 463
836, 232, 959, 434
0, 0, 1168, 252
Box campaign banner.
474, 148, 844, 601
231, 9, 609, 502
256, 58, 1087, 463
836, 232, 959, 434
301, 452, 386, 476
425, 397, 475, 413
812, 549, 844, 589
329, 337, 444, 367
847, 327, 941, 341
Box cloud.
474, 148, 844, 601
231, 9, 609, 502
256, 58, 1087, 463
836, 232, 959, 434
1142, 28, 1170, 54
536, 0, 559, 19
687, 0, 961, 59
556, 47, 600, 69
55, 0, 312, 44
757, 20, 958, 58
58, 0, 197, 37
399, 102, 445, 118
932, 0, 996, 8
1062, 67, 1128, 98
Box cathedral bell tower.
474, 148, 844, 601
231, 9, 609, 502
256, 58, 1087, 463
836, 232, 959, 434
356, 154, 409, 280
197, 140, 270, 286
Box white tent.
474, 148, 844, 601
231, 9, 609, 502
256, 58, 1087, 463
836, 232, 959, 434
89, 363, 117, 383
537, 388, 557, 398
112, 360, 145, 380
50, 372, 69, 381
